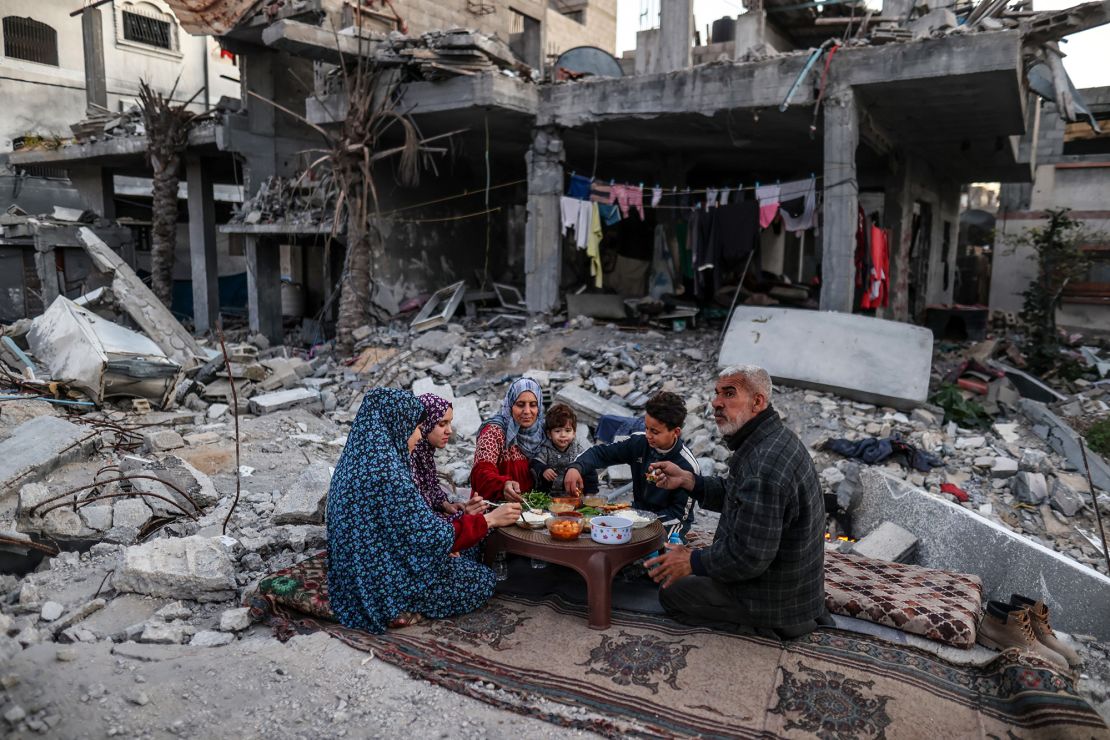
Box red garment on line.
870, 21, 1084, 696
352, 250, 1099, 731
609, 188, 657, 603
860, 225, 890, 309
450, 514, 488, 552
470, 425, 535, 501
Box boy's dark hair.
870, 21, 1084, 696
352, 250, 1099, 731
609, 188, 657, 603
545, 403, 578, 432
644, 391, 686, 430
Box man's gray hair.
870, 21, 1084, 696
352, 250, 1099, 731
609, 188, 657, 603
719, 364, 773, 401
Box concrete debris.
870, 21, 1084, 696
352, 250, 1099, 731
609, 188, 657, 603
272, 462, 333, 524
0, 416, 93, 508
1012, 471, 1049, 505
191, 630, 235, 647
851, 521, 918, 563
142, 429, 185, 453
249, 388, 322, 415
218, 607, 251, 633
554, 384, 633, 427
39, 602, 63, 623
113, 536, 237, 602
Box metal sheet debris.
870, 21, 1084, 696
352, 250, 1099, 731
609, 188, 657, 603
27, 296, 183, 407
410, 281, 466, 332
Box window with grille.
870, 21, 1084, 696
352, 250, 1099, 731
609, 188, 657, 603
2, 16, 59, 66
122, 9, 172, 49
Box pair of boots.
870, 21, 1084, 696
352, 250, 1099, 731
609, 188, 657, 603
977, 595, 1081, 670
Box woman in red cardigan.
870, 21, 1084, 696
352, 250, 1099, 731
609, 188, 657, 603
471, 377, 545, 502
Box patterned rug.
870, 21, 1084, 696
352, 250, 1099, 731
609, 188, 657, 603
246, 553, 1108, 739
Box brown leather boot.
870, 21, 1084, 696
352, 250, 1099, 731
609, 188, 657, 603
977, 600, 1069, 670
1010, 594, 1082, 669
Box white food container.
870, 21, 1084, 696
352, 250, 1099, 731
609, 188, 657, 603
590, 516, 633, 545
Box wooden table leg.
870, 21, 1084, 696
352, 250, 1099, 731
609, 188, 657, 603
584, 551, 613, 630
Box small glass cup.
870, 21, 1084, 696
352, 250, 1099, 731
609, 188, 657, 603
493, 551, 509, 581
530, 557, 547, 569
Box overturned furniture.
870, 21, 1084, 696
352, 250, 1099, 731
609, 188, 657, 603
27, 296, 184, 408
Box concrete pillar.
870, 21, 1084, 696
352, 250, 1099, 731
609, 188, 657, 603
81, 8, 107, 110
882, 153, 914, 322
186, 157, 219, 331
32, 249, 60, 308
820, 87, 859, 314
658, 0, 693, 73
524, 127, 565, 314
245, 235, 283, 343
69, 167, 115, 220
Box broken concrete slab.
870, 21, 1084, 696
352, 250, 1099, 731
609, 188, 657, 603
76, 228, 204, 369
272, 462, 332, 525
218, 607, 251, 632
853, 467, 1110, 640
554, 384, 633, 427
1050, 475, 1087, 517
49, 598, 106, 635
1012, 471, 1049, 505
719, 307, 933, 409
412, 330, 464, 357
248, 388, 321, 415
850, 521, 918, 563
0, 417, 93, 512
190, 629, 234, 647
142, 429, 185, 453
451, 395, 482, 438
112, 536, 237, 602
1020, 399, 1110, 493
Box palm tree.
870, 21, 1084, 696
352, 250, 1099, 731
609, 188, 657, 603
137, 79, 205, 307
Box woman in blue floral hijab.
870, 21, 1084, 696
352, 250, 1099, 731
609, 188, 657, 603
326, 387, 518, 632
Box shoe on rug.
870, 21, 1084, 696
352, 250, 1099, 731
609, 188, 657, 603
1009, 594, 1082, 669
977, 600, 1069, 671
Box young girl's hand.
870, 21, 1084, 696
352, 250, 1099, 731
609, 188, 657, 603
543, 468, 557, 482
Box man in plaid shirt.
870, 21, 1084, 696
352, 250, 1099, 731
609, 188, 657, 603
645, 365, 828, 639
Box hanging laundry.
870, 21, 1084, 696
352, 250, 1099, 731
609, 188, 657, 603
709, 200, 760, 271
756, 184, 781, 229
559, 196, 591, 249
718, 187, 730, 206
598, 203, 621, 226
567, 174, 592, 200
590, 181, 612, 204
853, 205, 871, 293
648, 224, 676, 299
611, 184, 645, 220
860, 223, 890, 310
778, 178, 816, 232
586, 203, 603, 289
705, 187, 719, 209
651, 186, 663, 208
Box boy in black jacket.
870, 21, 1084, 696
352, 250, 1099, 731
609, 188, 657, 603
563, 392, 700, 532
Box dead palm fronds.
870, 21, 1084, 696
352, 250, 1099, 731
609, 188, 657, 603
137, 78, 207, 307
247, 26, 459, 353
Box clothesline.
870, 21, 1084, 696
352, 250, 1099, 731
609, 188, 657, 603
565, 172, 824, 199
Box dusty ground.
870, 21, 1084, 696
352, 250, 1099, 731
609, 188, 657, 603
2, 630, 600, 739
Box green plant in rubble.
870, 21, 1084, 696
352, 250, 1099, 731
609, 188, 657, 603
1014, 208, 1091, 375
1088, 418, 1110, 457
931, 384, 992, 429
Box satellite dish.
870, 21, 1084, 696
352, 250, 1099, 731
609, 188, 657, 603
553, 46, 623, 79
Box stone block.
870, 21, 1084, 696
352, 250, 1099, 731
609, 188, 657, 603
183, 431, 221, 446
0, 417, 92, 507
990, 458, 1018, 479
1019, 448, 1051, 473
190, 630, 234, 647
1049, 475, 1086, 517
851, 521, 918, 563
411, 377, 455, 401
140, 621, 186, 645
1012, 471, 1048, 505
272, 462, 333, 525
142, 429, 185, 453
955, 436, 985, 450
248, 388, 321, 415
1019, 400, 1110, 491
39, 601, 63, 622
218, 607, 251, 632
451, 396, 482, 438
111, 498, 154, 532
554, 384, 633, 427
719, 307, 933, 409
853, 467, 1110, 640
207, 403, 229, 420
412, 330, 463, 357
80, 504, 113, 532
113, 536, 236, 602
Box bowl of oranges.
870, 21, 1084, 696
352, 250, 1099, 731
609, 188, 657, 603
546, 513, 584, 540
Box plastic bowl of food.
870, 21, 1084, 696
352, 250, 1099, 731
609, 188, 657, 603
519, 510, 552, 530
590, 516, 634, 545
551, 496, 581, 507
581, 496, 606, 508
546, 514, 584, 540
548, 502, 576, 515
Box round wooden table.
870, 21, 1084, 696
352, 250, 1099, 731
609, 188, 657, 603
485, 520, 664, 630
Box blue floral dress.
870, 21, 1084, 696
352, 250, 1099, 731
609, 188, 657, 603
326, 387, 496, 633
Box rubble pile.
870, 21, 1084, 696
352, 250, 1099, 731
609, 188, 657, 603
2, 314, 1110, 730
229, 174, 338, 228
